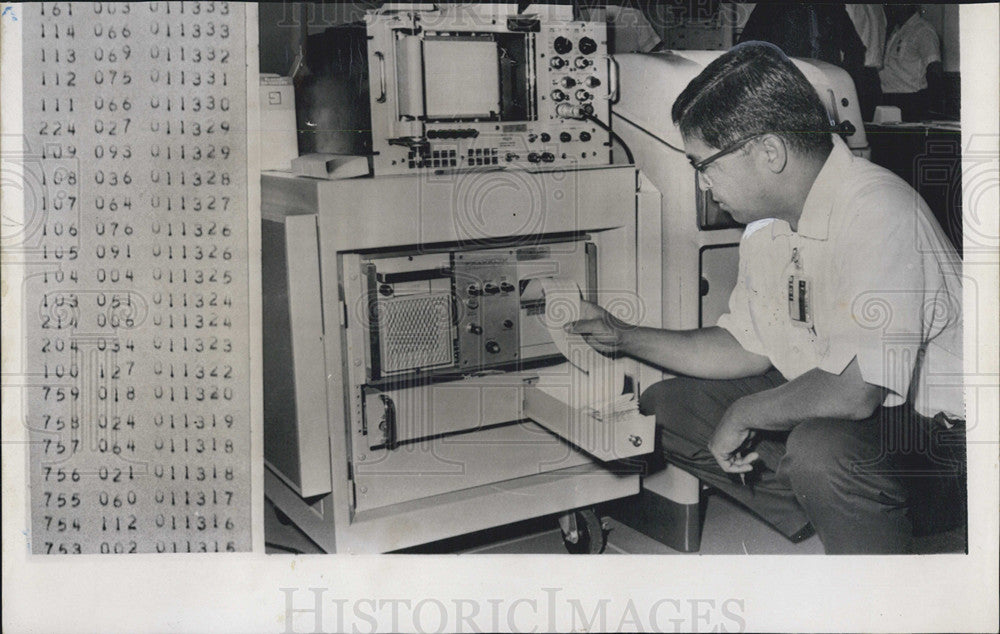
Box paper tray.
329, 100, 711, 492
523, 383, 655, 462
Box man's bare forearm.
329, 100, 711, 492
619, 326, 772, 379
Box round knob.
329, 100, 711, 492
378, 284, 393, 297
527, 152, 541, 163
559, 132, 572, 143
550, 89, 567, 102
502, 319, 514, 329
485, 340, 501, 354
467, 324, 483, 335
581, 103, 595, 116
527, 133, 538, 143
540, 132, 551, 143
574, 57, 592, 69
500, 281, 515, 293
585, 76, 601, 88
467, 283, 482, 297
579, 131, 591, 142
575, 89, 592, 101
559, 76, 577, 88
578, 37, 598, 55
549, 57, 566, 70
483, 283, 500, 295
553, 36, 573, 55
540, 152, 555, 163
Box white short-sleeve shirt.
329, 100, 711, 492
879, 13, 941, 93
846, 4, 886, 69
717, 136, 963, 418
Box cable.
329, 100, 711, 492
583, 114, 635, 165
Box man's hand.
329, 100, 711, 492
708, 400, 758, 474
564, 300, 631, 356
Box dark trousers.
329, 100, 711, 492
638, 371, 966, 554
855, 66, 882, 122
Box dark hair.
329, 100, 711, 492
671, 42, 834, 157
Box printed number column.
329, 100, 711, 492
25, 1, 251, 554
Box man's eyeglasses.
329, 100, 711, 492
688, 134, 763, 173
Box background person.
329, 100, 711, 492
879, 4, 943, 121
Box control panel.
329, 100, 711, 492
362, 8, 613, 175
357, 240, 593, 383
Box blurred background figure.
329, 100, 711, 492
738, 2, 864, 73
845, 4, 887, 121
879, 4, 942, 121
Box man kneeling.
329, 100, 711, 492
568, 43, 965, 554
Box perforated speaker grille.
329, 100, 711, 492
377, 293, 455, 373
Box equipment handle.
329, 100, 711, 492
375, 51, 387, 103
605, 55, 620, 103
379, 394, 397, 450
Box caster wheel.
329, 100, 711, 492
562, 509, 607, 554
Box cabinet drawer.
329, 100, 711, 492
523, 383, 654, 462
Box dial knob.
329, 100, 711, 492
553, 36, 573, 55
579, 131, 592, 142
540, 132, 551, 142
578, 37, 598, 55
559, 132, 572, 143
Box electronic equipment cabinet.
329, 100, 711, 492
262, 165, 661, 553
